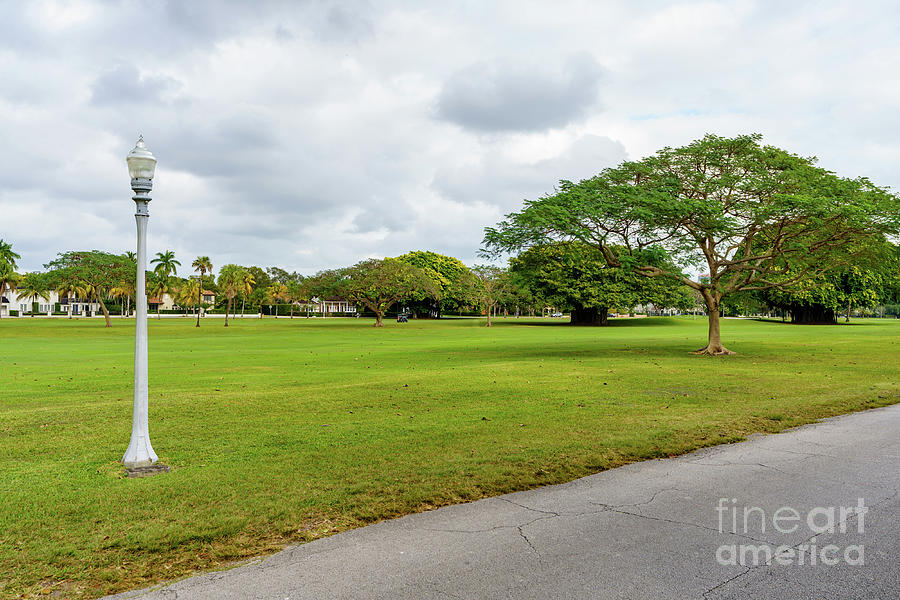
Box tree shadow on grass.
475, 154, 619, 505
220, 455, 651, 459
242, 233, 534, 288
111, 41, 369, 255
490, 317, 688, 329
473, 342, 727, 361
750, 318, 867, 327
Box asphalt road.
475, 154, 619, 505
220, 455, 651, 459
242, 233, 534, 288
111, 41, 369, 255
107, 404, 900, 600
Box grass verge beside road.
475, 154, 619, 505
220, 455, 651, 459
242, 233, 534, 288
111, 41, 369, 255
1, 316, 898, 598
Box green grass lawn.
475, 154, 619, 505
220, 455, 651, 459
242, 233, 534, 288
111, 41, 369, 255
1, 316, 898, 598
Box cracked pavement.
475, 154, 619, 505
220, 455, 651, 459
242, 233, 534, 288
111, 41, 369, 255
105, 404, 899, 599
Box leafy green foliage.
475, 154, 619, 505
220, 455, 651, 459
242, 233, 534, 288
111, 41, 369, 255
0, 262, 21, 318
485, 134, 900, 353
760, 241, 900, 322
510, 243, 693, 323
151, 250, 181, 279
338, 258, 437, 326
468, 265, 510, 326
0, 239, 20, 270
15, 272, 51, 314
217, 264, 247, 326
395, 251, 475, 316
45, 251, 135, 327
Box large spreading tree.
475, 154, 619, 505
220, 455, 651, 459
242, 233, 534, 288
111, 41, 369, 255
484, 134, 900, 354
45, 251, 135, 327
510, 242, 693, 325
759, 240, 900, 323
338, 258, 436, 327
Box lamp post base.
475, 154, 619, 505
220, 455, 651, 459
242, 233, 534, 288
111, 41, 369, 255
125, 464, 170, 478
122, 433, 158, 469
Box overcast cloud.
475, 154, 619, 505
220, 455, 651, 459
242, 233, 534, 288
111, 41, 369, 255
1, 0, 899, 275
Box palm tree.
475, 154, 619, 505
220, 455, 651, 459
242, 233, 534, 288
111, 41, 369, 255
217, 265, 242, 327
0, 264, 21, 319
0, 239, 21, 269
266, 283, 288, 318
176, 278, 200, 317
239, 269, 255, 318
151, 251, 181, 279
56, 281, 86, 319
109, 282, 135, 318
191, 256, 213, 327
17, 272, 51, 316
146, 272, 171, 319
83, 282, 115, 327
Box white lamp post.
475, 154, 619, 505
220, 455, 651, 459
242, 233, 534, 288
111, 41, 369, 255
122, 136, 162, 471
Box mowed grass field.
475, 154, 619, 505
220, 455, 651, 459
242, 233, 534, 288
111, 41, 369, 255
1, 316, 898, 598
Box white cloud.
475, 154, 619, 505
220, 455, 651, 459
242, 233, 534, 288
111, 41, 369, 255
1, 0, 898, 274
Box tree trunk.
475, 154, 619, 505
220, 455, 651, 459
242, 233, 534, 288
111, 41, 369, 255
225, 298, 231, 327
693, 291, 733, 355
241, 299, 245, 317
569, 306, 609, 326
788, 304, 837, 324
374, 311, 384, 327
845, 300, 851, 322
290, 304, 294, 318
486, 306, 492, 327
99, 299, 112, 328
196, 274, 202, 327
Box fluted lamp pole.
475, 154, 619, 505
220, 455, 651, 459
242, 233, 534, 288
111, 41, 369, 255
122, 136, 166, 474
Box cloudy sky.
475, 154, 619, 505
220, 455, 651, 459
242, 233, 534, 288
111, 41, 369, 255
2, 0, 898, 275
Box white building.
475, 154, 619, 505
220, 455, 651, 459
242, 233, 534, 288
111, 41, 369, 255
0, 289, 100, 317
299, 297, 356, 315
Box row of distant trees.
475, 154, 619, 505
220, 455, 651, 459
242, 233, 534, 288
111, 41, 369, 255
3, 135, 899, 344
0, 240, 699, 329
2, 234, 897, 333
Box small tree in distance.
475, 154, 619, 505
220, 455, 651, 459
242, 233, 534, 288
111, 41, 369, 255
217, 264, 243, 327
341, 258, 436, 327
191, 256, 213, 327
469, 265, 509, 327
16, 272, 50, 317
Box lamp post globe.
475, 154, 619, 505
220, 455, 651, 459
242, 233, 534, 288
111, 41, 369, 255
122, 136, 159, 470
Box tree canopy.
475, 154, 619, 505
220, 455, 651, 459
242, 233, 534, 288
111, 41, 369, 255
45, 251, 134, 327
338, 258, 436, 327
0, 239, 20, 270
395, 250, 475, 317
510, 242, 692, 325
468, 265, 510, 327
759, 240, 900, 323
485, 134, 900, 354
